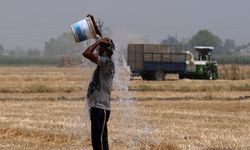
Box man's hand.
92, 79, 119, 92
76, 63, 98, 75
86, 14, 102, 37
98, 38, 111, 45
86, 14, 94, 20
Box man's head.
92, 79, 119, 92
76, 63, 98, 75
98, 38, 115, 58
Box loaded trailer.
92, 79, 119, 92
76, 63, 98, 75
127, 44, 218, 80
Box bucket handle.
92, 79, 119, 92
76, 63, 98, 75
86, 14, 102, 38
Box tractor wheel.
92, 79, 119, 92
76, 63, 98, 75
206, 69, 213, 80
155, 70, 165, 81
214, 72, 219, 80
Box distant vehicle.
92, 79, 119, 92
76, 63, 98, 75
127, 44, 218, 80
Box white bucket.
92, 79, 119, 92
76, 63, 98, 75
70, 17, 97, 43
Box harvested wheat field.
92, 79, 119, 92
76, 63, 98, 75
0, 66, 250, 150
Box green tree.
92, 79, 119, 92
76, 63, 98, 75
0, 44, 4, 54
222, 39, 236, 55
189, 29, 223, 48
161, 36, 179, 44
11, 47, 26, 56
44, 32, 79, 56
27, 49, 41, 56
224, 39, 236, 50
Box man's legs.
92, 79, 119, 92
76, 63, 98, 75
102, 110, 110, 150
90, 107, 110, 150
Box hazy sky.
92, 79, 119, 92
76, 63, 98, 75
0, 0, 250, 49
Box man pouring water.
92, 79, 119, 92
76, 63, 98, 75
83, 36, 115, 150
71, 14, 115, 150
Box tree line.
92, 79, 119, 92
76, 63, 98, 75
161, 29, 250, 64
1, 29, 250, 65
0, 32, 83, 66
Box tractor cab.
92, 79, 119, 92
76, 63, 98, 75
194, 46, 214, 62
193, 46, 218, 80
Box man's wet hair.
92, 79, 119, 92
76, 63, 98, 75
99, 39, 115, 56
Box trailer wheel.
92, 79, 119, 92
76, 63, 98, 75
155, 70, 165, 81
179, 74, 184, 79
141, 72, 154, 80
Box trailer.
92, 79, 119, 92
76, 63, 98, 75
127, 44, 218, 80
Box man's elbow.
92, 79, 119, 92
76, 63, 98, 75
82, 52, 85, 57
83, 52, 92, 60
82, 52, 88, 58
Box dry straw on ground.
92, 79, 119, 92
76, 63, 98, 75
218, 64, 250, 80
0, 66, 249, 150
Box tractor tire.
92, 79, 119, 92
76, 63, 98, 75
206, 69, 213, 80
155, 70, 165, 81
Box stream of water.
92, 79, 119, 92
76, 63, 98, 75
78, 42, 155, 148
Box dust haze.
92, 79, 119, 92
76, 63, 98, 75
0, 0, 250, 49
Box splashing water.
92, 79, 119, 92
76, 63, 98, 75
113, 44, 134, 102
79, 42, 137, 144
79, 42, 154, 148
111, 44, 141, 147
112, 44, 158, 148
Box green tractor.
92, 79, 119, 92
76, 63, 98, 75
189, 46, 218, 80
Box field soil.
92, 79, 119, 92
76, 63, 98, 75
0, 66, 250, 150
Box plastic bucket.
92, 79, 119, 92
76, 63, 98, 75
70, 17, 97, 43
